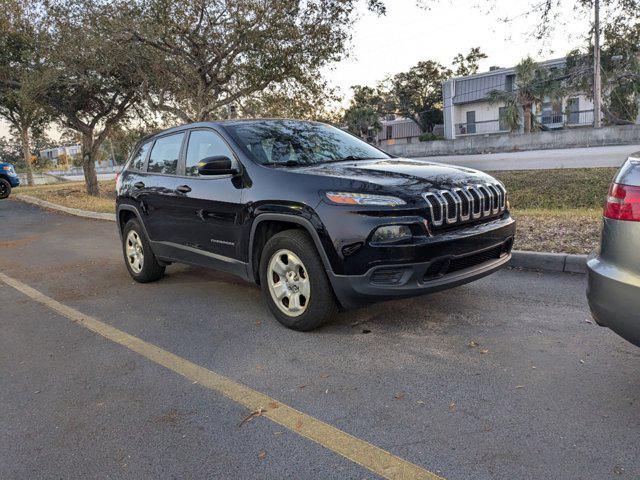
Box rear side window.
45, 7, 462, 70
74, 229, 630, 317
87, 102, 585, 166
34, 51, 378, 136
147, 133, 184, 175
129, 142, 151, 171
185, 130, 235, 176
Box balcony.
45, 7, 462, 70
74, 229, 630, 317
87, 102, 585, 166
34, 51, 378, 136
536, 109, 594, 129
456, 109, 595, 137
455, 119, 507, 136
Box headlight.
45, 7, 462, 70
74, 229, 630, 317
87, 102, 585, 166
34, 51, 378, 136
371, 225, 412, 244
325, 192, 406, 206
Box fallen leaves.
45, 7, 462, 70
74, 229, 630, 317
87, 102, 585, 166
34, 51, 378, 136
238, 408, 265, 427
469, 340, 489, 355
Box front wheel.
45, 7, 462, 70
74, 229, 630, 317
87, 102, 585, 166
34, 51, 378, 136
121, 219, 165, 283
0, 178, 11, 199
259, 229, 338, 331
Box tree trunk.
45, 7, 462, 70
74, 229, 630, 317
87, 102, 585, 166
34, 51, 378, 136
523, 105, 532, 134
20, 127, 34, 186
81, 131, 100, 196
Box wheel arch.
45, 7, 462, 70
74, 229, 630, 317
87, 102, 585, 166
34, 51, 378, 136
116, 205, 150, 240
248, 213, 334, 284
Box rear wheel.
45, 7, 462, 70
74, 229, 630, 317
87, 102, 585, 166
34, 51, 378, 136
259, 229, 338, 331
122, 218, 165, 283
0, 178, 11, 199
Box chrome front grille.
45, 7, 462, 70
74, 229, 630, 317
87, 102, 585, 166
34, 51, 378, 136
422, 183, 506, 228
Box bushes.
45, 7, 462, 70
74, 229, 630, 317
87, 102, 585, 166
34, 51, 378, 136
418, 132, 444, 142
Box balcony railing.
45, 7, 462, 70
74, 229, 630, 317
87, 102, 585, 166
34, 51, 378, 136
456, 109, 595, 136
455, 119, 507, 136
535, 109, 594, 128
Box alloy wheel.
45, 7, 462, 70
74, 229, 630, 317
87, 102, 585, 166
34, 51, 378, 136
267, 249, 311, 317
125, 230, 144, 274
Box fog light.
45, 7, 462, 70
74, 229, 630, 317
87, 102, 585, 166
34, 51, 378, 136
371, 225, 412, 244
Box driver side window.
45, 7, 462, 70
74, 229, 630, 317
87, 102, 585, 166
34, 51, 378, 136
185, 130, 235, 176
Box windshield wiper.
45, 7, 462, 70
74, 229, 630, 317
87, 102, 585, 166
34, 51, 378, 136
321, 156, 383, 164
267, 160, 309, 167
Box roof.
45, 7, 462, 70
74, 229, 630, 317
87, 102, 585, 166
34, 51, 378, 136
446, 57, 567, 83
133, 118, 327, 147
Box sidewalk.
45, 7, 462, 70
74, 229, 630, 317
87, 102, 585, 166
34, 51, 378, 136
415, 144, 640, 171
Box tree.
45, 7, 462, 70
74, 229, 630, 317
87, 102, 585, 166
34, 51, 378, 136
452, 47, 488, 77
342, 85, 389, 138
238, 79, 340, 122
344, 107, 382, 140
0, 136, 21, 165
566, 20, 640, 124
487, 57, 562, 133
32, 0, 144, 195
388, 49, 486, 133
0, 1, 50, 185
114, 0, 383, 124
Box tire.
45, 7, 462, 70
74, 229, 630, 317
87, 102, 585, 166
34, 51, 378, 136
259, 229, 338, 331
0, 178, 11, 199
121, 218, 165, 283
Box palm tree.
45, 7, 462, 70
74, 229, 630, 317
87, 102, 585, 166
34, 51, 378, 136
488, 57, 563, 134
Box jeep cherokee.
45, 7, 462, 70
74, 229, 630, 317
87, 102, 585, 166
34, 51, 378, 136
116, 119, 515, 330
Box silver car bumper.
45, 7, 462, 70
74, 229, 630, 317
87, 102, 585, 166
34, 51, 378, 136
587, 253, 640, 346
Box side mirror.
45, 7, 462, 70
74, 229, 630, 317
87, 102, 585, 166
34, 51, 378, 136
197, 156, 239, 176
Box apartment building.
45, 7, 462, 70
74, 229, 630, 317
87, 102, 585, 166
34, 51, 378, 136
375, 115, 444, 147
39, 144, 81, 165
442, 58, 595, 140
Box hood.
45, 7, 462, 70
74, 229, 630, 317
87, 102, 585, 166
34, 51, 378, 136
288, 158, 499, 196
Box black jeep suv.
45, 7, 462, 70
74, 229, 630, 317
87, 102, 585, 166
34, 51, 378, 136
116, 119, 515, 330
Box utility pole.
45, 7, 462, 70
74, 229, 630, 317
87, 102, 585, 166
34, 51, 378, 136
593, 0, 602, 128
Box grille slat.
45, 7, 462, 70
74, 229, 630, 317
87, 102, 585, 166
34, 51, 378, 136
422, 183, 506, 230
423, 245, 505, 281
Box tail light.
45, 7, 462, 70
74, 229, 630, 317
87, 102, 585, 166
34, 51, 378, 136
604, 183, 640, 222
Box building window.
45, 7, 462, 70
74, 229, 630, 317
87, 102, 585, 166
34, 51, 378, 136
505, 74, 515, 92
498, 107, 508, 131
567, 97, 580, 124
386, 125, 393, 139
541, 100, 562, 125
466, 111, 476, 134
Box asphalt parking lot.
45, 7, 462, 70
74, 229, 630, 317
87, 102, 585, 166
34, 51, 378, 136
1, 199, 639, 480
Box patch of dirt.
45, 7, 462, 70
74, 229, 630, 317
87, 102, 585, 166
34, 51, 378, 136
513, 211, 602, 254
0, 234, 41, 249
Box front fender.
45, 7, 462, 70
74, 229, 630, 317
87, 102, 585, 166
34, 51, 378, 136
246, 205, 340, 283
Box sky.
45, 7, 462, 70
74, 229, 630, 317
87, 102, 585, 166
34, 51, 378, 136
0, 0, 593, 142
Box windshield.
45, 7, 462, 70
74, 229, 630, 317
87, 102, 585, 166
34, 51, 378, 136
224, 120, 390, 166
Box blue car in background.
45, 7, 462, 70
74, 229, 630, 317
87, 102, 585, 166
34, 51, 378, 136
0, 162, 20, 199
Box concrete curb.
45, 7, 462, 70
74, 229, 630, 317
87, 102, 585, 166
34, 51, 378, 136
14, 194, 116, 222
13, 194, 589, 274
511, 250, 587, 274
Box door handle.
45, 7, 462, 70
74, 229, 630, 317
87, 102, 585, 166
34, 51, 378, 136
133, 181, 145, 189
176, 185, 192, 193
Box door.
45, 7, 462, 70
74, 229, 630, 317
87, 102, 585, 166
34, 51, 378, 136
143, 132, 187, 243
168, 128, 244, 264
567, 97, 580, 124
466, 111, 476, 134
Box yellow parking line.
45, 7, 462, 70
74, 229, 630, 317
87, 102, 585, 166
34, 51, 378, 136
0, 272, 445, 480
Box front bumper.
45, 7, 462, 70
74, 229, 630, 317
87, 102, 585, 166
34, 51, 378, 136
329, 238, 513, 309
587, 254, 640, 347
7, 174, 20, 187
